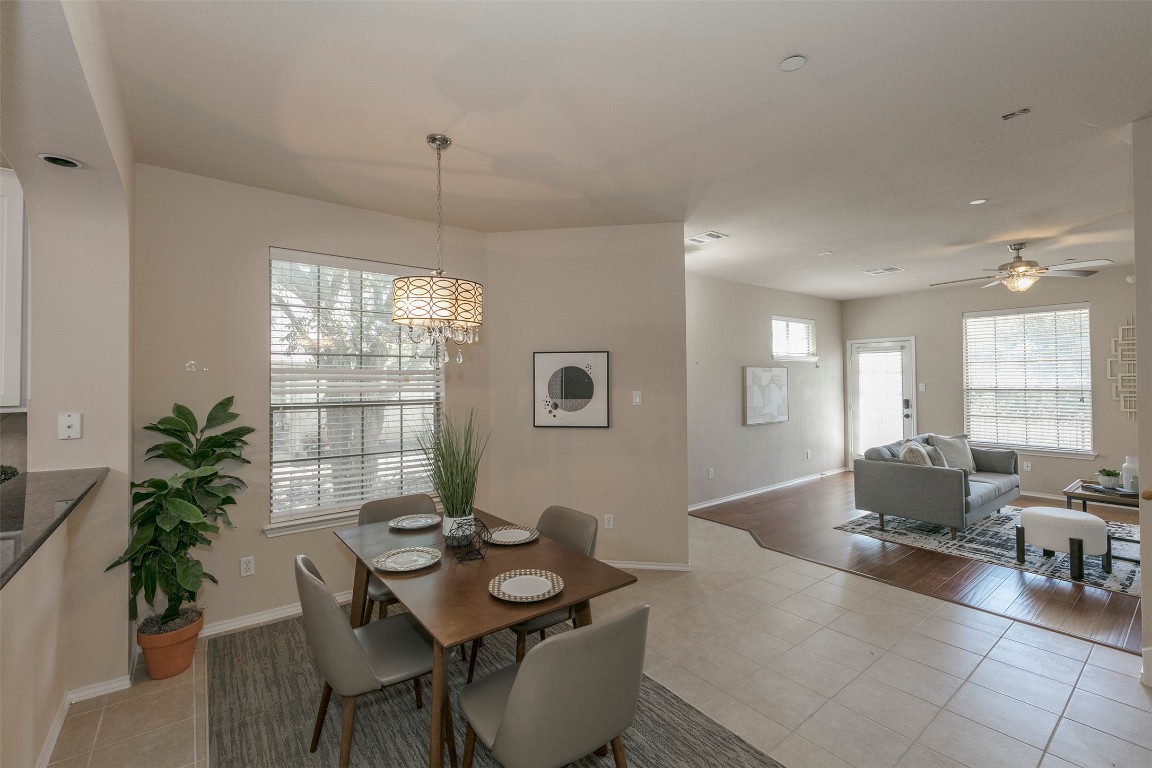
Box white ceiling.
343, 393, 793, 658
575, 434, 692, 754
96, 1, 1152, 300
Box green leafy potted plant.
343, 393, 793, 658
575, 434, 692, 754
419, 410, 488, 545
107, 396, 253, 679
1097, 467, 1121, 490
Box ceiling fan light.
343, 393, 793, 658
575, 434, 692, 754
1003, 273, 1037, 293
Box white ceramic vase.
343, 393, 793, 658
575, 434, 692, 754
443, 513, 475, 545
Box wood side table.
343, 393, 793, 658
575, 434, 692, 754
1062, 479, 1140, 511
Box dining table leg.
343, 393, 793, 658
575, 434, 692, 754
573, 600, 609, 757
430, 641, 456, 768
349, 560, 371, 628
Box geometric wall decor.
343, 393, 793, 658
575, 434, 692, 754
1107, 317, 1136, 420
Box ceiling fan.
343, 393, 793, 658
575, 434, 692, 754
930, 242, 1114, 293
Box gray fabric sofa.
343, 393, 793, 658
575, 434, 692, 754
852, 434, 1020, 539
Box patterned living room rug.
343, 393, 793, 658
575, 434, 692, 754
835, 507, 1140, 596
208, 614, 784, 768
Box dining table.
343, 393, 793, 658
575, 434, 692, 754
334, 509, 638, 768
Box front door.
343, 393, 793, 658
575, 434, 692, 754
847, 338, 916, 461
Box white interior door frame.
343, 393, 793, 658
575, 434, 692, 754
846, 336, 917, 464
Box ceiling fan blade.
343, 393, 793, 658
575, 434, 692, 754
1046, 259, 1114, 270
1041, 270, 1097, 278
930, 275, 1004, 287
980, 279, 1004, 289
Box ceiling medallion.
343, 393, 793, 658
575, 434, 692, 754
392, 134, 483, 365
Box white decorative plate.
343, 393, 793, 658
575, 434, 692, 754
389, 513, 442, 530
483, 525, 540, 546
488, 569, 564, 602
372, 546, 442, 572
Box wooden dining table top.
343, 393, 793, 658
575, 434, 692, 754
334, 509, 637, 648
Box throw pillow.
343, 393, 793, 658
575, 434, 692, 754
928, 433, 975, 472
924, 444, 949, 467
899, 441, 933, 466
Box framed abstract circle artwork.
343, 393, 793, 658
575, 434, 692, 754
533, 351, 610, 427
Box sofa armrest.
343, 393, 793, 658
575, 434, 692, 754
853, 458, 969, 526
971, 447, 1018, 475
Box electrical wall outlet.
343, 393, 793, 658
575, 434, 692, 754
1022, 462, 1032, 472
632, 390, 642, 406
806, 450, 812, 459
240, 556, 255, 577
604, 514, 614, 529
707, 467, 714, 479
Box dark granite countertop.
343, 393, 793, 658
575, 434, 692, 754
0, 467, 108, 588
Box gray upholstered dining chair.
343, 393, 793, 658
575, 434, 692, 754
295, 554, 455, 768
359, 494, 438, 623
466, 504, 598, 683
459, 604, 649, 768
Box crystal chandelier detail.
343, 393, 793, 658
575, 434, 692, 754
392, 134, 483, 364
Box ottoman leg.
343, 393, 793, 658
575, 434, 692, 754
1103, 535, 1112, 575
1069, 538, 1084, 580
1015, 525, 1026, 564
1042, 549, 1055, 558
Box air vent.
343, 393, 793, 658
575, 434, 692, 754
686, 230, 729, 245
862, 266, 906, 276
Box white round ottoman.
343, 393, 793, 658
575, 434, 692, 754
1015, 506, 1112, 580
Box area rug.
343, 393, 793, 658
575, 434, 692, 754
835, 507, 1140, 596
207, 615, 784, 768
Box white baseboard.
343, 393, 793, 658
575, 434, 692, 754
67, 676, 131, 703
201, 590, 352, 638
603, 560, 691, 571
35, 695, 71, 768
689, 467, 848, 511
1020, 490, 1064, 501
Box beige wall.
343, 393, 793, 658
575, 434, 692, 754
686, 274, 846, 506
1, 1, 134, 763
133, 164, 489, 623
485, 225, 689, 565
1131, 115, 1150, 673
842, 269, 1138, 495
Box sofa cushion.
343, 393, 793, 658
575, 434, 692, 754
966, 480, 1003, 509
865, 434, 933, 461
924, 444, 949, 467
968, 471, 1020, 496
899, 441, 933, 466
929, 434, 976, 472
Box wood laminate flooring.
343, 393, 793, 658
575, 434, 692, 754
690, 472, 1142, 653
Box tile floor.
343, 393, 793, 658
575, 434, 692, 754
48, 515, 1150, 768
48, 644, 205, 768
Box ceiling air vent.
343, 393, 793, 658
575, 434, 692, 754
862, 266, 906, 276
686, 230, 729, 245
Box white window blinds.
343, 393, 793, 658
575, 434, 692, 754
270, 251, 442, 524
772, 316, 816, 360
963, 304, 1092, 453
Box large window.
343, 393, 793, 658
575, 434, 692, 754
963, 303, 1092, 453
772, 316, 817, 361
269, 249, 442, 528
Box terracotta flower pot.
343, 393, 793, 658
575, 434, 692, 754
137, 611, 204, 680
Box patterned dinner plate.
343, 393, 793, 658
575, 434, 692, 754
372, 546, 442, 572
388, 513, 442, 530
488, 569, 564, 602
482, 525, 540, 546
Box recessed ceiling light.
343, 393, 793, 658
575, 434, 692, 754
779, 55, 807, 72
38, 153, 83, 168
816, 251, 834, 257
969, 199, 987, 205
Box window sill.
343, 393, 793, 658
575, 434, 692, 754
970, 443, 1097, 460
772, 355, 819, 363
263, 509, 360, 538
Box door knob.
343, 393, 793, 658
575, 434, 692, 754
903, 413, 911, 419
